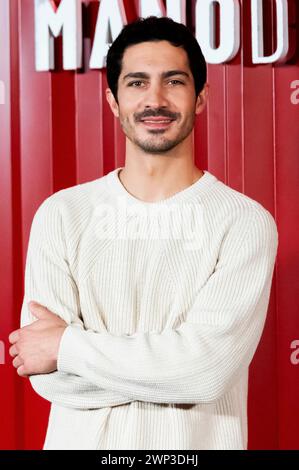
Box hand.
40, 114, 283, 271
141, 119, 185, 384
8, 301, 68, 377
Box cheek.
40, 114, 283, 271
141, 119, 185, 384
119, 104, 135, 118
171, 97, 194, 116
119, 111, 136, 130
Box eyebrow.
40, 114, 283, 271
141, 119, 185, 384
122, 70, 190, 82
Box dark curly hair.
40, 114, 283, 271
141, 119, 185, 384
106, 16, 207, 104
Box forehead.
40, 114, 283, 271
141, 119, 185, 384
121, 40, 190, 73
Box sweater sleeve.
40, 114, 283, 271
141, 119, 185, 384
57, 206, 278, 405
20, 196, 132, 409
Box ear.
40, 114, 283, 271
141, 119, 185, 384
105, 88, 120, 118
195, 82, 209, 115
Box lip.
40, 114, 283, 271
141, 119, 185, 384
140, 118, 175, 129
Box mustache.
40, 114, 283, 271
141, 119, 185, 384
135, 109, 179, 121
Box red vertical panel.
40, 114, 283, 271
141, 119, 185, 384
194, 109, 208, 171
274, 63, 299, 450
76, 1, 103, 183
19, 0, 53, 450
0, 0, 21, 450
242, 69, 275, 205
206, 65, 227, 179
51, 51, 77, 192
226, 58, 243, 193
113, 115, 126, 168
241, 0, 278, 450
101, 68, 118, 175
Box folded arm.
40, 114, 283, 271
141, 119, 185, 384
19, 196, 132, 409
56, 205, 279, 405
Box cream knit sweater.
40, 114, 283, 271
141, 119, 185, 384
20, 167, 278, 450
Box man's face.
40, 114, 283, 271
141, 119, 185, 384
106, 40, 208, 154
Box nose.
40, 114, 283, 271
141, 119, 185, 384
143, 82, 169, 109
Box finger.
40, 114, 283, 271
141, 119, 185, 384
17, 365, 28, 377
13, 355, 23, 369
28, 301, 53, 319
8, 330, 20, 344
9, 344, 18, 357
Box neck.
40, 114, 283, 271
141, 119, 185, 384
118, 139, 203, 203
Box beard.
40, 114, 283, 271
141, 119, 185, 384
119, 114, 195, 154
131, 129, 191, 154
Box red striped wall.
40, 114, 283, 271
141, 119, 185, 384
0, 0, 298, 450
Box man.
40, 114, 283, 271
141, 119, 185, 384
8, 16, 278, 450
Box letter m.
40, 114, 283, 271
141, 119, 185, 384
35, 0, 82, 71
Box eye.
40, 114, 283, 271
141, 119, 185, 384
128, 81, 144, 87
169, 80, 184, 85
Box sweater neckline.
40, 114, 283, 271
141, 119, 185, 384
105, 166, 217, 206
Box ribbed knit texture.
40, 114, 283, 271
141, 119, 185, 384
20, 167, 278, 450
